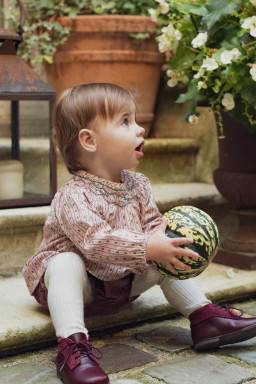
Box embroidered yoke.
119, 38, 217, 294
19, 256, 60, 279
23, 170, 162, 295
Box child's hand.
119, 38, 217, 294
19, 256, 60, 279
146, 217, 199, 275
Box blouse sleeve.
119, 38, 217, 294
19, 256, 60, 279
56, 190, 150, 268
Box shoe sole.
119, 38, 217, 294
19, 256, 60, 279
194, 322, 256, 351
57, 372, 110, 384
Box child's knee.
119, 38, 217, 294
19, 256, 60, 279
45, 252, 85, 287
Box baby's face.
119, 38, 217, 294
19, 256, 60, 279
93, 101, 145, 179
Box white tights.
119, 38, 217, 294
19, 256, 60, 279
44, 252, 211, 338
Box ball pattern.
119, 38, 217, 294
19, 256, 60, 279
153, 205, 220, 280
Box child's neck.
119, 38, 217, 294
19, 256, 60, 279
86, 168, 123, 183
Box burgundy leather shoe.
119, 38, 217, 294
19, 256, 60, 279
189, 303, 256, 351
54, 333, 109, 384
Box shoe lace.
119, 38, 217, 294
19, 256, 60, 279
56, 337, 103, 372
212, 304, 244, 317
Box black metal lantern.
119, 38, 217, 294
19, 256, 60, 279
0, 0, 57, 208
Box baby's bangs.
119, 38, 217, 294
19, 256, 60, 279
85, 83, 134, 122
103, 90, 135, 121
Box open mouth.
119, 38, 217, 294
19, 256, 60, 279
135, 141, 145, 157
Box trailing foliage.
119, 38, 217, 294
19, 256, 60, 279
149, 0, 256, 134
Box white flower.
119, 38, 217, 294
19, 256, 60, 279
158, 34, 172, 53
222, 93, 235, 110
250, 64, 256, 81
148, 9, 158, 23
241, 16, 256, 37
201, 56, 218, 71
166, 69, 175, 77
157, 23, 182, 52
188, 115, 199, 124
194, 67, 205, 79
220, 50, 233, 64
157, 0, 169, 14
191, 32, 208, 48
162, 23, 182, 41
167, 78, 178, 87
220, 48, 241, 64
250, 0, 256, 6
230, 48, 241, 60
197, 81, 207, 90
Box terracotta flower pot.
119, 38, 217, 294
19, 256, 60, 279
213, 111, 256, 269
44, 15, 164, 136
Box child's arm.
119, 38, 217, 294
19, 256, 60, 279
57, 192, 152, 269
146, 217, 199, 275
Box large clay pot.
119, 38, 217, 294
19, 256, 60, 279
213, 111, 256, 269
45, 15, 164, 136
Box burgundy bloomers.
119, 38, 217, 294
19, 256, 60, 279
33, 272, 137, 316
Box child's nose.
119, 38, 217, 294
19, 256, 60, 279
136, 124, 145, 136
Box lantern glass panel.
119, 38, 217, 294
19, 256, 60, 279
0, 98, 55, 208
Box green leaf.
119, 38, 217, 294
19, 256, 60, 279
241, 82, 256, 110
182, 98, 198, 122
176, 79, 199, 103
130, 32, 150, 39
43, 54, 53, 63
203, 0, 238, 29
93, 7, 103, 14
220, 36, 242, 50
169, 43, 196, 70
176, 3, 208, 16
212, 47, 226, 63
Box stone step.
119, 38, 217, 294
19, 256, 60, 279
0, 183, 234, 277
1, 262, 256, 357
0, 182, 244, 357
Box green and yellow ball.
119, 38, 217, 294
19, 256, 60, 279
153, 205, 220, 280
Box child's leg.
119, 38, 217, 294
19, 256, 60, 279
131, 266, 256, 352
44, 252, 109, 384
131, 266, 210, 317
44, 252, 92, 337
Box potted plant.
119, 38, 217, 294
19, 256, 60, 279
150, 0, 256, 269
4, 0, 164, 136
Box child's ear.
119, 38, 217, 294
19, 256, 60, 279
78, 129, 97, 152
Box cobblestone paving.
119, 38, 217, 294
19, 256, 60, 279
2, 300, 256, 384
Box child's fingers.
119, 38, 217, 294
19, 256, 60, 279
176, 247, 199, 259
172, 237, 194, 246
170, 237, 199, 258
165, 263, 179, 275
166, 258, 191, 275
170, 257, 192, 271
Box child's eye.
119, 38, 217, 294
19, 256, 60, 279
122, 119, 129, 126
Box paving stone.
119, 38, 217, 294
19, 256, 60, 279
0, 362, 60, 384
135, 326, 192, 353
144, 354, 256, 384
111, 380, 143, 384
238, 301, 256, 316
100, 343, 156, 374
220, 338, 256, 366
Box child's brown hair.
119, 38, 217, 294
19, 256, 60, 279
52, 83, 135, 174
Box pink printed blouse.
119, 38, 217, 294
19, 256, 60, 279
23, 170, 162, 295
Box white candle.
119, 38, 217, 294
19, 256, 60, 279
0, 160, 24, 199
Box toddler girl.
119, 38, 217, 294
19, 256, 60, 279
23, 83, 256, 384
